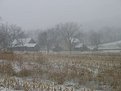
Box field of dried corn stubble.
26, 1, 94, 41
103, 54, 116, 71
0, 52, 121, 91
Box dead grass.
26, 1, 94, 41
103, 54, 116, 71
0, 52, 121, 90
0, 62, 15, 76
16, 68, 32, 77
96, 66, 121, 90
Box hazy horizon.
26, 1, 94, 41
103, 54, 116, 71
0, 0, 121, 30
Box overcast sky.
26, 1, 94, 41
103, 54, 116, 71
0, 0, 121, 30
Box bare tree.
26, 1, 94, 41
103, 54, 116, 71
9, 24, 25, 46
56, 22, 80, 54
38, 28, 59, 53
38, 31, 48, 52
0, 24, 10, 50
0, 23, 25, 51
89, 31, 101, 50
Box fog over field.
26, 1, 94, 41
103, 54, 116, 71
0, 1, 121, 91
0, 0, 121, 30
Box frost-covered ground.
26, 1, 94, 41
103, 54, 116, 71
0, 52, 121, 91
0, 61, 112, 91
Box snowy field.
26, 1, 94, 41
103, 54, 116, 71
0, 52, 121, 91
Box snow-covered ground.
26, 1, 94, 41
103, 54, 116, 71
98, 40, 121, 52
1, 52, 119, 91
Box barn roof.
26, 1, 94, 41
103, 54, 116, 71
12, 38, 37, 47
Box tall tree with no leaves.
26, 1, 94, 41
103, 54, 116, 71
38, 28, 57, 53
0, 24, 10, 50
38, 31, 48, 52
89, 31, 101, 50
56, 22, 80, 54
0, 23, 25, 51
9, 24, 25, 43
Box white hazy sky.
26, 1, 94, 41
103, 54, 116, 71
0, 0, 121, 30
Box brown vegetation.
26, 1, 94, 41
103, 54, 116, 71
0, 52, 121, 90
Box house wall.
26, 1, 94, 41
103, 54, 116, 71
9, 46, 39, 52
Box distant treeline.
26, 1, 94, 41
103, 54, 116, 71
0, 21, 121, 52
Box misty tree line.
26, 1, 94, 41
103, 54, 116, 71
37, 22, 82, 53
0, 19, 121, 52
0, 23, 25, 50
37, 23, 121, 52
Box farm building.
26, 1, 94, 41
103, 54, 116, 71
71, 38, 89, 51
9, 38, 39, 51
74, 43, 89, 51
98, 40, 121, 52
